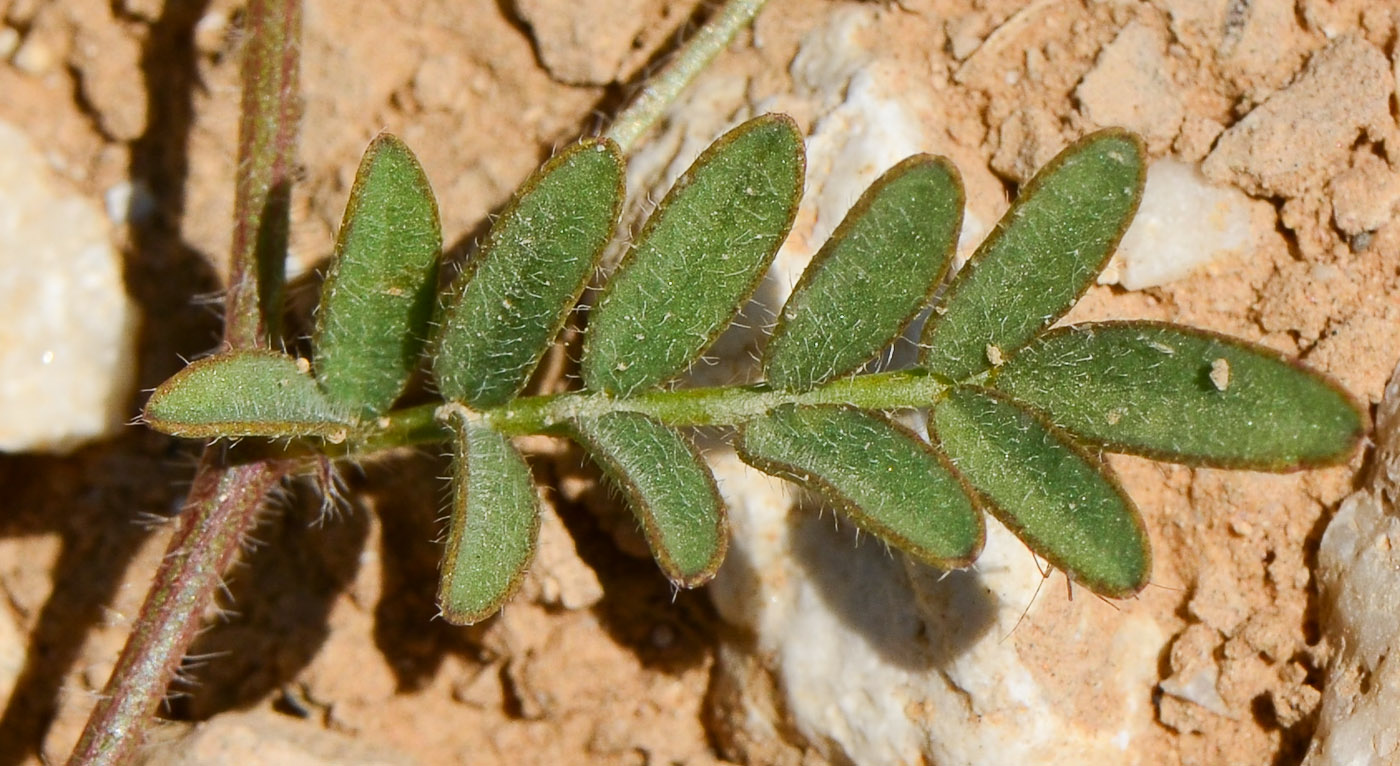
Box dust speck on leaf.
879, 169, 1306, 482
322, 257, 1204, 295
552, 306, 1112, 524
1210, 358, 1230, 391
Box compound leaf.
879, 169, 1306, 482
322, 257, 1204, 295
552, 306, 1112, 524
922, 129, 1144, 381
571, 412, 726, 586
435, 139, 625, 407
931, 386, 1150, 597
992, 321, 1364, 470
738, 405, 983, 569
438, 411, 540, 625
764, 155, 963, 391
144, 351, 353, 439
583, 114, 804, 396
313, 134, 441, 416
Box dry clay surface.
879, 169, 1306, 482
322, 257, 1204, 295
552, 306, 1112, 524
0, 0, 1397, 764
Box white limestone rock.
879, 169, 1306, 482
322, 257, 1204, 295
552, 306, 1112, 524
1101, 159, 1253, 290
707, 452, 1167, 765
0, 119, 137, 452
1305, 363, 1400, 766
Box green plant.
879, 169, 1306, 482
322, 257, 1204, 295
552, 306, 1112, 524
145, 117, 1363, 618
70, 0, 1362, 761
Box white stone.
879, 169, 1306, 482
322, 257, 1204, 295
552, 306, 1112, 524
1159, 660, 1228, 716
12, 36, 54, 76
1305, 362, 1400, 766
707, 453, 1167, 765
787, 5, 876, 112
799, 72, 939, 251
781, 8, 988, 264
0, 120, 138, 452
1102, 159, 1252, 290
0, 27, 20, 60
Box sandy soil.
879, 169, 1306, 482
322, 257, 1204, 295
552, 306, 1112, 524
0, 0, 1397, 764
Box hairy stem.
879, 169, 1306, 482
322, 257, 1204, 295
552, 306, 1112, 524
606, 0, 772, 154
69, 1, 302, 764
66, 460, 289, 766
487, 370, 952, 433
322, 369, 958, 460
224, 0, 302, 348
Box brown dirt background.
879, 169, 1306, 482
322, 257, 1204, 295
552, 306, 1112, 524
0, 0, 1397, 764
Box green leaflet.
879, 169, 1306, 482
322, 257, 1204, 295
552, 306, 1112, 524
571, 412, 727, 586
738, 405, 983, 569
922, 129, 1144, 381
582, 114, 805, 396
931, 386, 1150, 597
435, 139, 625, 407
992, 322, 1364, 470
313, 134, 442, 416
764, 156, 963, 391
144, 351, 354, 439
438, 411, 541, 625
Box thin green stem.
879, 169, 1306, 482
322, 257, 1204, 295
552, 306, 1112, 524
337, 370, 953, 460
606, 0, 772, 154
488, 369, 951, 433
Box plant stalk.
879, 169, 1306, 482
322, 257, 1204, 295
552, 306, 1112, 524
486, 369, 954, 433
224, 0, 301, 348
605, 0, 772, 154
69, 1, 302, 764
65, 460, 289, 766
308, 369, 959, 462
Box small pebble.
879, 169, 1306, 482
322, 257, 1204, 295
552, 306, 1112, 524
0, 120, 136, 452
12, 37, 53, 75
0, 27, 20, 60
